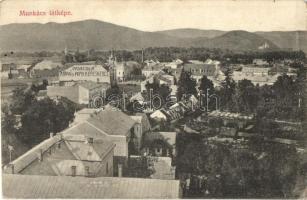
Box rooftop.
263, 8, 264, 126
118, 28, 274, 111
3, 133, 115, 175
143, 63, 165, 71
34, 60, 63, 70
183, 63, 216, 76
241, 66, 270, 74
3, 174, 181, 199
208, 110, 254, 120
87, 106, 136, 136
47, 85, 80, 104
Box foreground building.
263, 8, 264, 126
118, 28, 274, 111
3, 134, 115, 177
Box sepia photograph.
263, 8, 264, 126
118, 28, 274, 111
0, 0, 307, 198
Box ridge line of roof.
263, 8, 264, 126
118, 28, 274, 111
85, 121, 126, 138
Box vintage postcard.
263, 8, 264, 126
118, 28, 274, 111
0, 0, 306, 199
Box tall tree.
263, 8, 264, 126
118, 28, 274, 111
199, 75, 214, 94
235, 79, 259, 113
219, 68, 236, 111
20, 97, 76, 146
198, 75, 216, 111
10, 87, 36, 115
145, 81, 171, 107
177, 69, 197, 101
272, 75, 300, 120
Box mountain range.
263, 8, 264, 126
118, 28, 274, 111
0, 19, 306, 53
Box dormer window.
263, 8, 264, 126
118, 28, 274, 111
85, 166, 90, 177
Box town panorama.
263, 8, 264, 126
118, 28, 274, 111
1, 19, 307, 199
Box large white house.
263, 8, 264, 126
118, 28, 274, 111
232, 66, 279, 86
59, 64, 110, 84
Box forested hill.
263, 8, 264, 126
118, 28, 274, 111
0, 19, 285, 52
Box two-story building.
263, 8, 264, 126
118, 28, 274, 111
59, 64, 110, 85
3, 133, 115, 177
232, 66, 279, 86
183, 59, 222, 84
142, 64, 165, 78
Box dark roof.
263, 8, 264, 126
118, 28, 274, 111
3, 174, 181, 199
87, 106, 136, 136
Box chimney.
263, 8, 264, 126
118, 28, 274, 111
71, 166, 76, 177
118, 164, 123, 177
37, 149, 43, 162
50, 132, 54, 138
87, 137, 94, 144
57, 142, 61, 149
85, 166, 90, 177
7, 164, 14, 174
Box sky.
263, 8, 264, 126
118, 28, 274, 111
0, 0, 306, 32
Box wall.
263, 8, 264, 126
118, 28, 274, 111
108, 135, 128, 157
78, 86, 90, 104
96, 147, 114, 177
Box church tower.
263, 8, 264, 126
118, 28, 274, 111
109, 49, 117, 87
64, 46, 68, 56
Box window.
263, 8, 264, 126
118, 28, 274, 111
135, 125, 138, 132
71, 166, 76, 177
85, 166, 90, 176
106, 162, 109, 174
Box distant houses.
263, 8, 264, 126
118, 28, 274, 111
142, 63, 165, 78
208, 110, 254, 129
164, 59, 183, 69
232, 65, 280, 86
1, 63, 31, 79
183, 59, 224, 85
150, 99, 198, 123
47, 81, 109, 105
30, 60, 63, 80
141, 71, 176, 92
